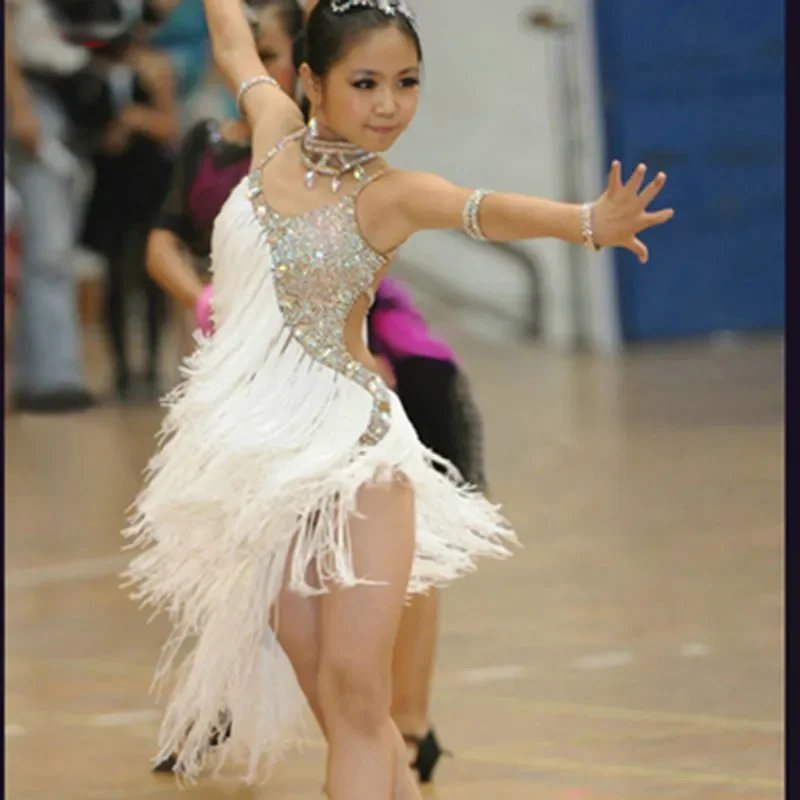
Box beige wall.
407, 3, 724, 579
389, 0, 621, 352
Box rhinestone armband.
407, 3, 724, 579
581, 202, 601, 252
236, 75, 280, 115
463, 189, 492, 242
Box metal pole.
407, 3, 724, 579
528, 8, 589, 349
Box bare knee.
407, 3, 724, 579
277, 633, 327, 733
291, 648, 319, 704
318, 650, 391, 736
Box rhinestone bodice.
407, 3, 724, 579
245, 136, 393, 446
248, 179, 387, 316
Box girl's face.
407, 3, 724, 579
254, 7, 297, 97
300, 26, 421, 152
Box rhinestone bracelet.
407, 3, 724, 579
236, 75, 279, 115
463, 189, 492, 241
581, 202, 601, 251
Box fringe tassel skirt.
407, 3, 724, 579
121, 222, 517, 783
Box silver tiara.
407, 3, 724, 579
329, 0, 417, 30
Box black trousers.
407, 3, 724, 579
82, 135, 173, 381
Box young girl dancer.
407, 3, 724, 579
147, 0, 479, 782
123, 1, 673, 797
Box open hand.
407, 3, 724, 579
592, 162, 674, 264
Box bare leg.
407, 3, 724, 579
317, 479, 423, 800
272, 586, 326, 735
391, 589, 439, 741
273, 543, 416, 798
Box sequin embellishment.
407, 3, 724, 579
247, 135, 392, 446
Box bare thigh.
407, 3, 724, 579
319, 478, 416, 708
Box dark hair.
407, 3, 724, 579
290, 29, 312, 121
246, 0, 304, 41
301, 0, 423, 77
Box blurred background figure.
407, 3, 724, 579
4, 0, 97, 413
76, 33, 181, 398
46, 0, 185, 398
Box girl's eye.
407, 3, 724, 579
258, 51, 277, 63
352, 78, 419, 90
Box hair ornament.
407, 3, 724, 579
329, 0, 417, 31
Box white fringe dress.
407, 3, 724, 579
122, 134, 517, 783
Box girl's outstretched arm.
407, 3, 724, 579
392, 161, 674, 264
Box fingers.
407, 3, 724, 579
607, 160, 623, 199
624, 162, 648, 196
628, 237, 649, 264
639, 172, 667, 208
641, 207, 675, 229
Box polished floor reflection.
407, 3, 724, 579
5, 331, 784, 799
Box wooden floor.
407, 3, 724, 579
5, 330, 784, 800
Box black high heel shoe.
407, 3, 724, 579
404, 728, 452, 784
152, 715, 233, 774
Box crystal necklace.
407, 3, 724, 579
300, 118, 379, 194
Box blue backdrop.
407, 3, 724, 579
593, 1, 784, 340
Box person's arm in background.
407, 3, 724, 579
148, 224, 214, 337
5, 2, 41, 152
147, 231, 207, 309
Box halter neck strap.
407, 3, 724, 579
251, 129, 304, 175
350, 168, 390, 197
